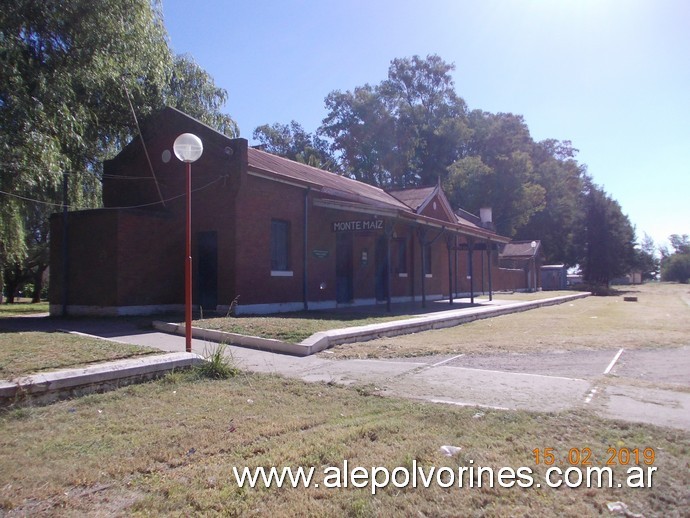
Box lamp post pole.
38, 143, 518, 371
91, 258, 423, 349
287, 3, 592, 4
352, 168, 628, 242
173, 133, 203, 353
185, 160, 192, 352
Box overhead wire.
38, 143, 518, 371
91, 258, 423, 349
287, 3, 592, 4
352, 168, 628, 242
121, 78, 166, 206
0, 175, 225, 211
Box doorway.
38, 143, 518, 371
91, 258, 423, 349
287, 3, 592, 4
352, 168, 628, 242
336, 233, 353, 303
375, 236, 389, 301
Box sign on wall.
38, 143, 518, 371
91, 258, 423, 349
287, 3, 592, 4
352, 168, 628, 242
332, 220, 384, 232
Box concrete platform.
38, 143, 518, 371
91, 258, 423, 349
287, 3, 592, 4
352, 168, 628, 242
154, 292, 590, 356
0, 352, 203, 407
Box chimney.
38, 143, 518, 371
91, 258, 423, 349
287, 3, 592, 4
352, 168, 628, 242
479, 207, 494, 229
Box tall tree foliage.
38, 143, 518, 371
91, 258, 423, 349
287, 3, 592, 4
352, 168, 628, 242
446, 111, 546, 237
258, 53, 643, 277
167, 54, 238, 137
633, 233, 659, 281
513, 139, 584, 263
661, 234, 690, 283
577, 181, 636, 286
253, 121, 335, 170
320, 54, 469, 188
0, 0, 237, 301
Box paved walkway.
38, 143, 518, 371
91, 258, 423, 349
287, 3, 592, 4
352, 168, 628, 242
2, 297, 689, 431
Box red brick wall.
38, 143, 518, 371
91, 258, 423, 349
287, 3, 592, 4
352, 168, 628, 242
233, 174, 306, 305
115, 211, 181, 305
50, 210, 185, 308
50, 210, 119, 307
51, 106, 530, 313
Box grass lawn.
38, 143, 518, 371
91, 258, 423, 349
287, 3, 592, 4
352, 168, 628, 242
0, 372, 687, 516
195, 312, 417, 343
0, 331, 159, 380
0, 301, 49, 316
327, 283, 690, 358
0, 283, 688, 515
475, 290, 574, 301
193, 290, 584, 344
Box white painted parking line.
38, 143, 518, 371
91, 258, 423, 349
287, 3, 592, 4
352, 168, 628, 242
430, 399, 510, 411
604, 348, 624, 375
433, 364, 585, 383
430, 354, 465, 368
351, 359, 427, 366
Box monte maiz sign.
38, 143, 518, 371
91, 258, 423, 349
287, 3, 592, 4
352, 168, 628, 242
332, 219, 385, 232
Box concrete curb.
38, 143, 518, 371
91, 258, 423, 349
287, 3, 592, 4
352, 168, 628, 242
0, 352, 204, 407
154, 292, 590, 356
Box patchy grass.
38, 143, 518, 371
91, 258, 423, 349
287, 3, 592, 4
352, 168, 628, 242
476, 290, 574, 301
0, 373, 687, 516
195, 312, 417, 343
0, 301, 49, 316
193, 291, 583, 344
0, 332, 159, 380
327, 283, 690, 358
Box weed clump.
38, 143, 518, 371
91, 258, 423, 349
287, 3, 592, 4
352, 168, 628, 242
195, 344, 239, 380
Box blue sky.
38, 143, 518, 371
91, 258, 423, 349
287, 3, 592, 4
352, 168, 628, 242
162, 0, 689, 249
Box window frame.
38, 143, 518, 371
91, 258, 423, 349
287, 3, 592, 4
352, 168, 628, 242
270, 219, 292, 276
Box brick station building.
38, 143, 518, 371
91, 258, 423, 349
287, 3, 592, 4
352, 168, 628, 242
49, 107, 528, 316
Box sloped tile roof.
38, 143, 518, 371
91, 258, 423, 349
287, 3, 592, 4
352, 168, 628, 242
455, 208, 483, 229
500, 240, 541, 258
247, 148, 409, 212
388, 186, 436, 211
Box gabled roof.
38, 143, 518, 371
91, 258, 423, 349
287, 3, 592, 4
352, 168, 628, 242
388, 186, 436, 211
388, 182, 458, 224
247, 148, 409, 212
500, 240, 542, 258
122, 107, 511, 242
455, 208, 488, 232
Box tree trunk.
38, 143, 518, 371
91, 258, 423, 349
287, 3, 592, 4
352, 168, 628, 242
32, 266, 46, 303
4, 263, 22, 303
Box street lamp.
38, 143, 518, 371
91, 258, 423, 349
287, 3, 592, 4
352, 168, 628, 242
173, 133, 203, 352
530, 240, 537, 292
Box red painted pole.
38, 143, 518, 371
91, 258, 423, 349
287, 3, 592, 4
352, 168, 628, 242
185, 161, 192, 353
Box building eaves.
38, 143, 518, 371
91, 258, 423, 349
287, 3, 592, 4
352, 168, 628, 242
247, 148, 409, 212
388, 186, 436, 211
500, 240, 542, 258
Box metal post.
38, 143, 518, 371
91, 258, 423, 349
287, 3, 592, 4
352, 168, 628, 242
303, 187, 310, 311
61, 170, 69, 316
468, 240, 474, 304
185, 161, 192, 353
447, 235, 453, 305
488, 243, 493, 301
419, 228, 427, 308
386, 225, 392, 313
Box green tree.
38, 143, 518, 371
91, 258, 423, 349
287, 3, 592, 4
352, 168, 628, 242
513, 139, 585, 264
321, 84, 403, 186
378, 55, 470, 186
661, 234, 690, 283
167, 54, 238, 137
1, 0, 238, 302
253, 120, 335, 170
577, 181, 636, 286
1, 0, 170, 298
446, 111, 545, 237
320, 54, 469, 188
633, 233, 660, 281
668, 234, 690, 255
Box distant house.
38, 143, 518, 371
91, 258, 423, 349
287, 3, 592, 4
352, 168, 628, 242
611, 271, 643, 285
50, 107, 531, 316
540, 264, 568, 290
499, 240, 543, 291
